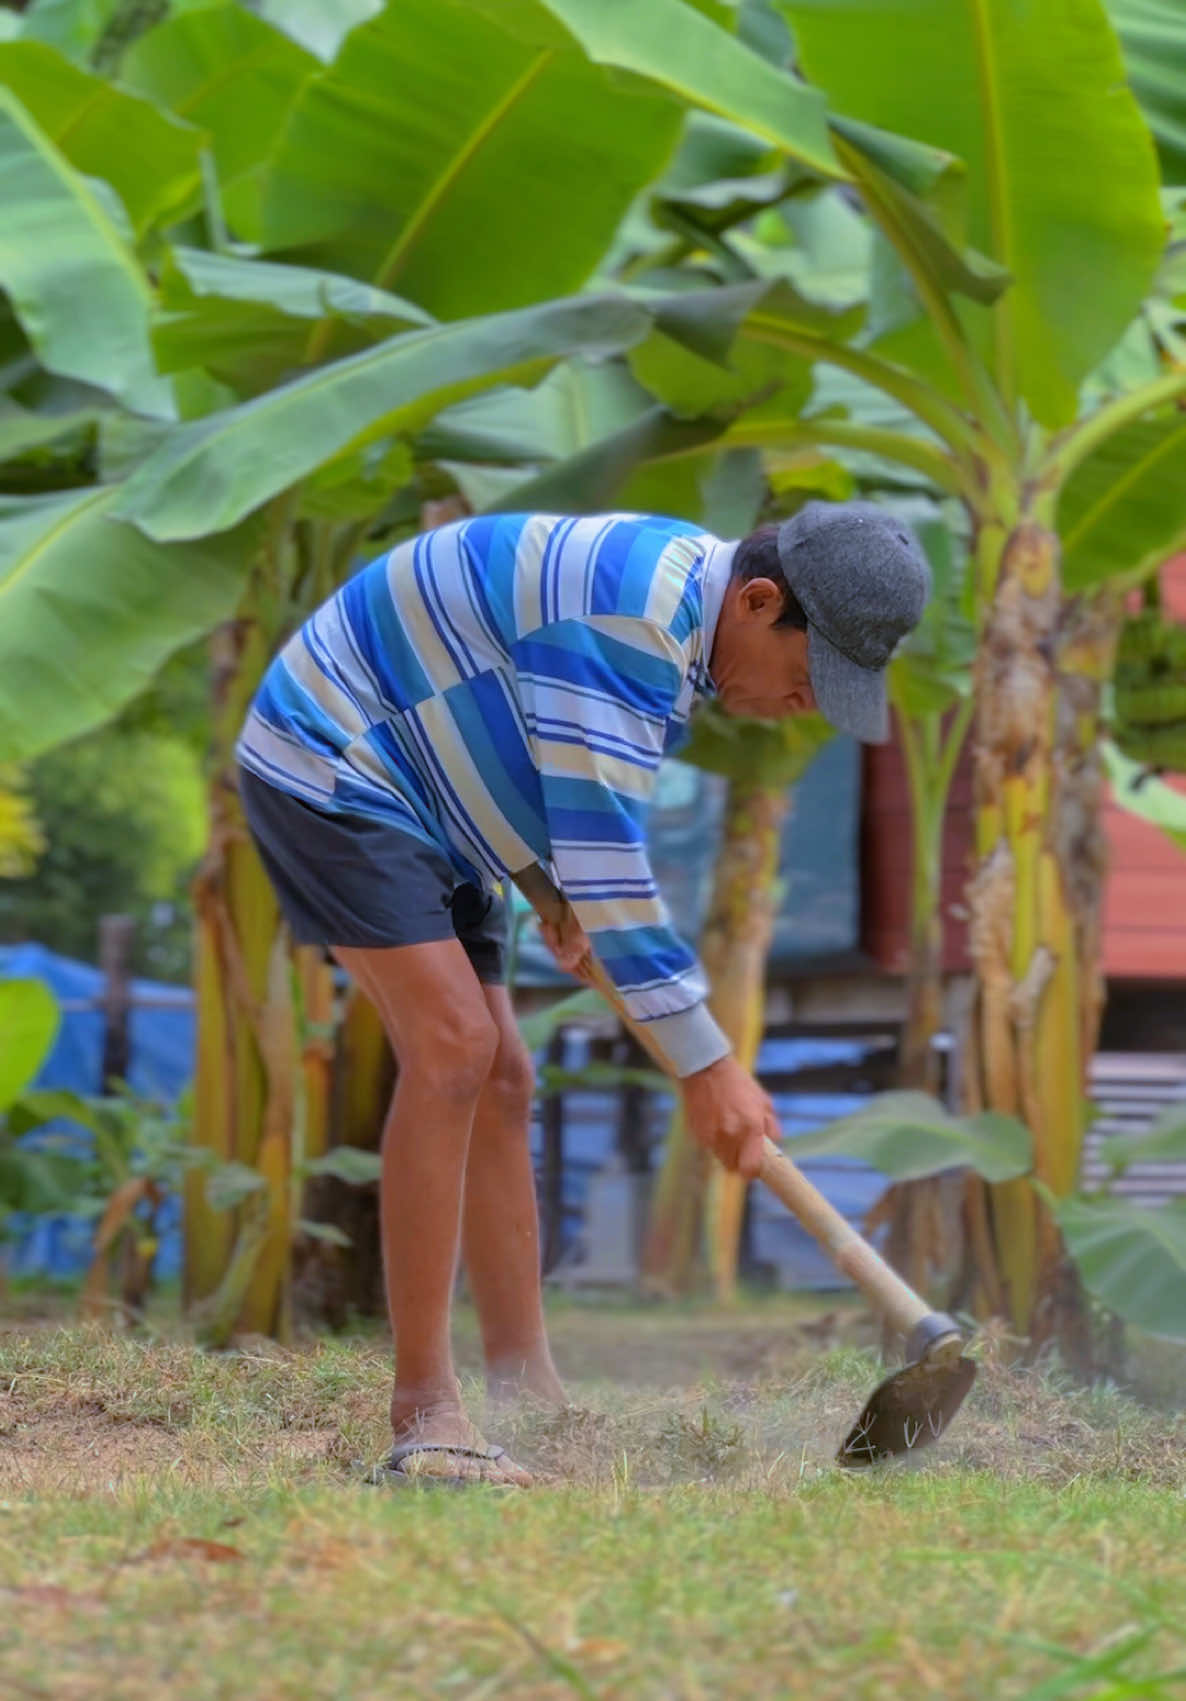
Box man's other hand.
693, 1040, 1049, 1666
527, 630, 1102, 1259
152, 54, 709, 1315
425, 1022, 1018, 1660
538, 911, 596, 985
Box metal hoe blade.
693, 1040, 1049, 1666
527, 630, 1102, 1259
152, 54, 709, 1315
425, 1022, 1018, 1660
837, 1340, 977, 1467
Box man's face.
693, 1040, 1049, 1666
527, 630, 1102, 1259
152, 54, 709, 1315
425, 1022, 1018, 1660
709, 577, 817, 720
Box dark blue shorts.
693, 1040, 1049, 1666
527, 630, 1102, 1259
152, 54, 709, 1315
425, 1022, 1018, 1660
238, 766, 507, 982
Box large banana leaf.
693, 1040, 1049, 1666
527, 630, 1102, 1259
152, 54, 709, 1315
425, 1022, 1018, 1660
785, 1090, 1034, 1183
1110, 0, 1186, 185
0, 39, 201, 234
0, 89, 171, 416
1053, 1192, 1186, 1341
152, 247, 433, 394
0, 489, 263, 763
419, 361, 656, 468
121, 2, 318, 237
255, 0, 684, 315
115, 294, 654, 541
786, 0, 1165, 428
529, 0, 841, 177
1059, 410, 1186, 590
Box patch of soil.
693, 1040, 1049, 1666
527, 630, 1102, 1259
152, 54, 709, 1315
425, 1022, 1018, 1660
0, 1387, 347, 1492
0, 1408, 189, 1492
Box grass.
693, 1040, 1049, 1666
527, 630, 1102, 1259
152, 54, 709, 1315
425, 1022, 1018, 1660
1, 1296, 1184, 1700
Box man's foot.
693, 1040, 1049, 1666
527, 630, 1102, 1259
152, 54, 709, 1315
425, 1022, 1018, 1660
484, 1352, 567, 1408
387, 1400, 531, 1487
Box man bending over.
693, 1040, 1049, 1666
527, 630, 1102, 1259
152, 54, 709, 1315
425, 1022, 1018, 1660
237, 501, 929, 1485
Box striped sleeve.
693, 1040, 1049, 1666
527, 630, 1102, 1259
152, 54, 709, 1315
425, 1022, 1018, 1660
513, 614, 730, 1078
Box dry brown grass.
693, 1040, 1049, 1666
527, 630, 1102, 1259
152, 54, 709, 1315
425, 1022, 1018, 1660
0, 1298, 1183, 1699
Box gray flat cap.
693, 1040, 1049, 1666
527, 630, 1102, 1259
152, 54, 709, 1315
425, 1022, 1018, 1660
776, 500, 931, 743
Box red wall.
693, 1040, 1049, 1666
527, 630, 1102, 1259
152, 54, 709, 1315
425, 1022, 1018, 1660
861, 559, 1186, 983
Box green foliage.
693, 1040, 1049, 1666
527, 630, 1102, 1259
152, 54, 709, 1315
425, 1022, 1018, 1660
254, 0, 381, 62
1060, 412, 1186, 593
0, 976, 58, 1111
1052, 1193, 1186, 1343
1095, 1101, 1186, 1172
113, 296, 655, 543
1109, 621, 1186, 777
11, 1082, 197, 1199
1106, 744, 1186, 845
888, 498, 975, 721
802, 1083, 1186, 1343
0, 489, 261, 764
253, 0, 687, 316
784, 1090, 1034, 1183
1110, 0, 1186, 186
517, 987, 608, 1053
785, 0, 1164, 426
0, 86, 173, 415
0, 975, 65, 1231
0, 767, 45, 878
151, 247, 433, 397
517, 0, 841, 175
0, 727, 205, 979
120, 2, 318, 228
13, 0, 124, 64
0, 38, 201, 234
538, 1060, 667, 1097
680, 699, 833, 789
302, 1147, 383, 1187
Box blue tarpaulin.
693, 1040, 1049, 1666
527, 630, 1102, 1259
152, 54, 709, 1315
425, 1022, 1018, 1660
2, 948, 888, 1290
0, 944, 194, 1281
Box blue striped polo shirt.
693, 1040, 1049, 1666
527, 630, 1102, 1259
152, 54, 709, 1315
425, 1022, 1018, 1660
236, 513, 737, 1075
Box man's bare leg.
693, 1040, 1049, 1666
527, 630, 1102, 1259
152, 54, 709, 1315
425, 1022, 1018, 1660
331, 939, 530, 1485
462, 985, 565, 1404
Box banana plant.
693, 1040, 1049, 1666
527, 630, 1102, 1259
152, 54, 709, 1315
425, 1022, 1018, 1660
0, 0, 861, 1338
588, 0, 1186, 1348
640, 703, 835, 1301
789, 1088, 1186, 1352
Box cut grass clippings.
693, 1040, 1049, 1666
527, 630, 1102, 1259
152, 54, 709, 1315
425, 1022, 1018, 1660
0, 1299, 1183, 1700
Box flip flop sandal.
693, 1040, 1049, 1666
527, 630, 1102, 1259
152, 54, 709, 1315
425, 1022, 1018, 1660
371, 1442, 520, 1489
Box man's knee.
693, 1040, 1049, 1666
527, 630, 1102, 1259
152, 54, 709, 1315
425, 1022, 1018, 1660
481, 1036, 536, 1126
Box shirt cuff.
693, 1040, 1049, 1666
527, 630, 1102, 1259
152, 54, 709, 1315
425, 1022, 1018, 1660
641, 1001, 732, 1078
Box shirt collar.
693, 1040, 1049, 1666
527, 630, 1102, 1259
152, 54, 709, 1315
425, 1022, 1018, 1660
697, 537, 737, 695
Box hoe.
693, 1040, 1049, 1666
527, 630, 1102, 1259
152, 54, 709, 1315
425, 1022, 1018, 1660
514, 864, 976, 1467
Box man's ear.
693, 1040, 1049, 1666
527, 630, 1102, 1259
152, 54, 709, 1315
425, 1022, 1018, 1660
740, 577, 785, 625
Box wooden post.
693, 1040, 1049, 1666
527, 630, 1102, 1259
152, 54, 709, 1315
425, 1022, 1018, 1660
99, 914, 136, 1092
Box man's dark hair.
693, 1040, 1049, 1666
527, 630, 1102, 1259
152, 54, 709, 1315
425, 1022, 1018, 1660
732, 523, 808, 630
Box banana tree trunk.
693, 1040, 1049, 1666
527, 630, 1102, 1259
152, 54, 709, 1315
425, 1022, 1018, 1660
187, 606, 295, 1343
877, 871, 947, 1299
641, 781, 789, 1300
878, 705, 971, 1304
295, 987, 396, 1325
186, 516, 353, 1344
963, 505, 1107, 1354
